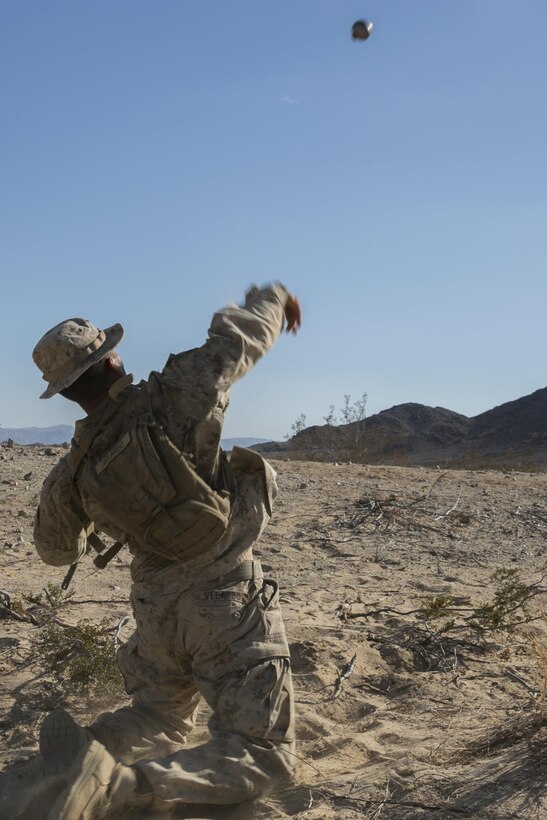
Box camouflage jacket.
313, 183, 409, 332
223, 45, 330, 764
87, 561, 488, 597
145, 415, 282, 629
33, 283, 288, 578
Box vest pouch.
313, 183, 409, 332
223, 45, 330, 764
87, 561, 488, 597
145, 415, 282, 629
74, 399, 232, 565
81, 417, 178, 541
143, 499, 229, 562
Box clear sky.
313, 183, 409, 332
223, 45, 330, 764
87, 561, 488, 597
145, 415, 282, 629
1, 1, 546, 440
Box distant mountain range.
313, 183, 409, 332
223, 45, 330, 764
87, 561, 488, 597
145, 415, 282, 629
0, 426, 269, 451
0, 426, 74, 445
252, 387, 547, 470
4, 386, 547, 469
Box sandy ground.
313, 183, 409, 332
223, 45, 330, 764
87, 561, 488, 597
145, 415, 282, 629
1, 444, 546, 819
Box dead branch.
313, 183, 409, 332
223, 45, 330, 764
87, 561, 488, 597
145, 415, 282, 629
435, 490, 462, 520
503, 667, 540, 696
407, 471, 448, 507
0, 599, 39, 625
368, 780, 391, 820
296, 789, 314, 817
342, 605, 425, 620
317, 787, 473, 815
329, 653, 357, 700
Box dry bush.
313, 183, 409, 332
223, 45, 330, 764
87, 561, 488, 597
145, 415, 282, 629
287, 392, 368, 463
36, 617, 123, 696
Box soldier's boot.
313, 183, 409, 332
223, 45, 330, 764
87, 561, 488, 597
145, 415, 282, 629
12, 774, 67, 820
46, 739, 152, 820
40, 708, 93, 776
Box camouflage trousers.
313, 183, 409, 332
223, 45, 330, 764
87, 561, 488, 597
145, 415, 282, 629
89, 559, 295, 808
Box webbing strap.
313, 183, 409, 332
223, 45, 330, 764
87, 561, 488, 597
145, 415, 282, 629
220, 560, 255, 584
69, 397, 125, 481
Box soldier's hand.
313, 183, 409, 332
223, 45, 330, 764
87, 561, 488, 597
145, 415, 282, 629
284, 294, 302, 335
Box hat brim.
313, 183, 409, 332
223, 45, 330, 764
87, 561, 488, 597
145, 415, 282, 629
40, 323, 125, 399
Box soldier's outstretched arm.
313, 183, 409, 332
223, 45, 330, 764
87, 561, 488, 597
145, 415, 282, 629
157, 283, 301, 409
206, 283, 301, 384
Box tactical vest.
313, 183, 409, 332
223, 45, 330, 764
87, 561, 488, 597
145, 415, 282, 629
69, 387, 231, 564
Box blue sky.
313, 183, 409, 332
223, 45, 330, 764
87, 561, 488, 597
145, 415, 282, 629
1, 1, 546, 440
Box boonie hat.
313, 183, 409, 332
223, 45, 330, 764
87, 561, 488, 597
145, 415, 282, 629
33, 318, 124, 399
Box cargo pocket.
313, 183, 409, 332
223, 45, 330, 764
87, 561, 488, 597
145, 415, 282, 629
204, 580, 295, 741
229, 579, 290, 668
224, 585, 293, 742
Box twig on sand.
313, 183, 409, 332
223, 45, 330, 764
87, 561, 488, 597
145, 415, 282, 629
504, 667, 540, 697
435, 490, 462, 520
469, 554, 489, 569
407, 471, 448, 507
368, 780, 391, 820
340, 604, 424, 621
0, 600, 27, 623
329, 653, 357, 700
0, 589, 12, 609
348, 776, 360, 795
0, 596, 38, 625
296, 789, 314, 817
318, 787, 473, 815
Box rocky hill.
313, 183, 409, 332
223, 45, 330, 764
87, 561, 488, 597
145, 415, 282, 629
254, 387, 547, 470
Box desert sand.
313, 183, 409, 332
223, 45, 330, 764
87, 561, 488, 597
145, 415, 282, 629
1, 444, 546, 818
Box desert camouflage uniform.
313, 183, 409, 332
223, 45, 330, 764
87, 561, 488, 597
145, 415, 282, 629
33, 284, 295, 808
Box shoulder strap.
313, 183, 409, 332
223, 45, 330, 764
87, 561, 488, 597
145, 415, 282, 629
67, 394, 132, 571
68, 398, 124, 482
68, 376, 139, 481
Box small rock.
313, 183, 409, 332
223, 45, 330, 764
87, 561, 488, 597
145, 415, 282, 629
23, 472, 33, 481
17, 510, 27, 518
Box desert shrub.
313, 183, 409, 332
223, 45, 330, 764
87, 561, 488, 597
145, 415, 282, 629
467, 568, 543, 631
417, 567, 546, 635
36, 617, 123, 695
418, 594, 454, 621
26, 582, 74, 611
287, 392, 368, 462
324, 393, 368, 462
288, 413, 307, 438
